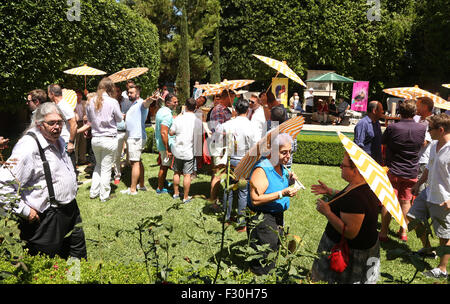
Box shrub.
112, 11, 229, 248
144, 127, 157, 153
293, 134, 352, 166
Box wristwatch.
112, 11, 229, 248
278, 191, 283, 199
69, 139, 75, 144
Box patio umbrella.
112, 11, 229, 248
252, 54, 307, 89
201, 79, 255, 97
108, 67, 149, 83
62, 89, 77, 111
335, 131, 407, 230
64, 64, 107, 95
306, 72, 356, 96
194, 83, 222, 91
234, 115, 305, 180
383, 87, 450, 110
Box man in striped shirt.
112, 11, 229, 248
0, 102, 87, 260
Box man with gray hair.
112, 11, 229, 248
354, 100, 384, 164
0, 102, 87, 259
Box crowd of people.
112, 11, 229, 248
289, 88, 351, 125
0, 77, 449, 284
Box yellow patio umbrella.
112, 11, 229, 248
195, 83, 222, 97
64, 64, 107, 96
62, 89, 77, 111
108, 67, 149, 83
383, 86, 450, 110
201, 79, 255, 97
234, 115, 305, 180
336, 131, 407, 230
194, 83, 222, 91
252, 54, 307, 90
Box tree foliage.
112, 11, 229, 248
131, 0, 221, 87
219, 0, 448, 99
0, 0, 160, 111
177, 1, 191, 103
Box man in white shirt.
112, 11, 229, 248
304, 87, 315, 113
0, 102, 87, 259
247, 93, 266, 142
169, 98, 202, 203
120, 84, 153, 195
409, 113, 450, 279
413, 97, 435, 192
48, 84, 78, 170
217, 99, 256, 230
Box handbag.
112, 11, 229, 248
202, 132, 211, 165
328, 225, 349, 273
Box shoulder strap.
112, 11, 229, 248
325, 182, 367, 206
26, 132, 57, 204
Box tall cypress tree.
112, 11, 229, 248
210, 28, 221, 84
177, 1, 190, 105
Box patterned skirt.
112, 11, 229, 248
310, 232, 380, 284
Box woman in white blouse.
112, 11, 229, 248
85, 77, 123, 202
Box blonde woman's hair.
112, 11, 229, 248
94, 77, 115, 111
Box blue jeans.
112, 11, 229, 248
223, 158, 248, 224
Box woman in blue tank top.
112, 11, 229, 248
246, 133, 300, 275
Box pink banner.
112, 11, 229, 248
351, 81, 369, 112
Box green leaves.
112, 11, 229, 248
0, 0, 160, 111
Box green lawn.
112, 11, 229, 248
75, 153, 447, 284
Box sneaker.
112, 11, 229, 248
156, 188, 169, 194
416, 248, 437, 259
183, 196, 192, 203
172, 193, 180, 200
164, 181, 173, 188
423, 268, 448, 279
137, 185, 147, 191
120, 188, 137, 195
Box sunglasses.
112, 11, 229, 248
43, 120, 64, 127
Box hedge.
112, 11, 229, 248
0, 0, 160, 112
145, 126, 351, 166
293, 134, 352, 166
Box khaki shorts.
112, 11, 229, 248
159, 150, 173, 167
127, 138, 146, 161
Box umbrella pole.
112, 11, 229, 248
266, 72, 280, 94
84, 75, 88, 97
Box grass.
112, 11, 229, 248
75, 153, 448, 284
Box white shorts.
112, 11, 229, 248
127, 138, 146, 161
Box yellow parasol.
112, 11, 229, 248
234, 115, 305, 180
62, 89, 77, 111
64, 64, 107, 96
336, 131, 407, 230
201, 79, 255, 97
108, 67, 149, 83
252, 54, 307, 90
383, 86, 450, 110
